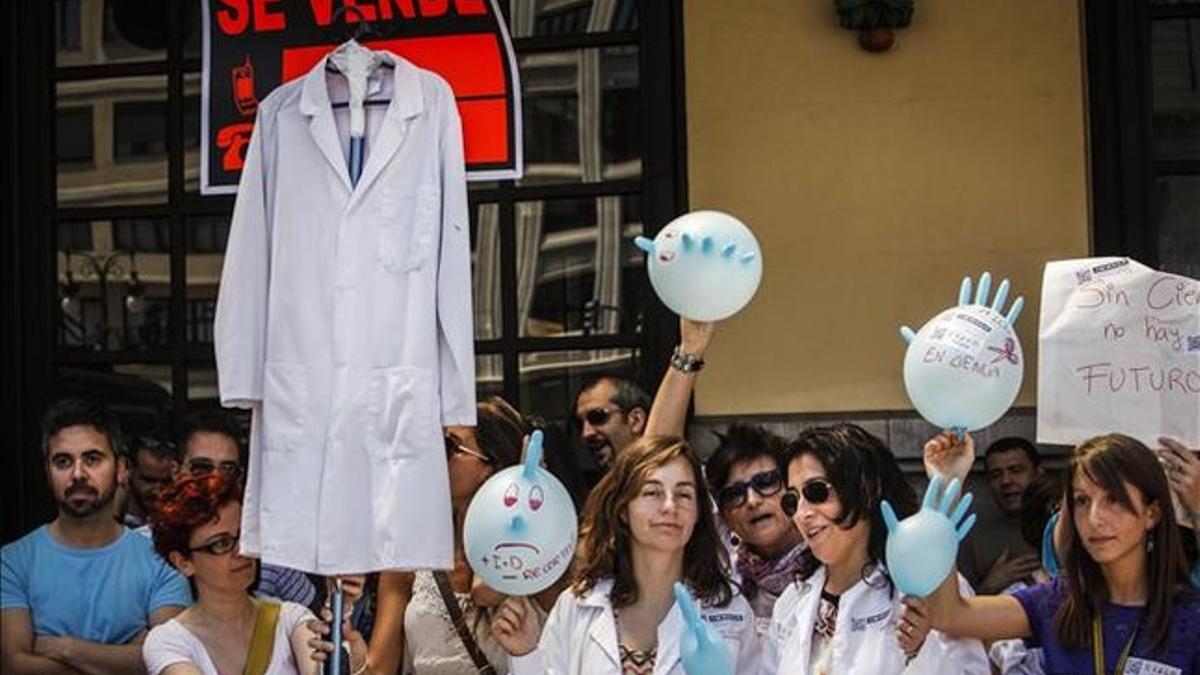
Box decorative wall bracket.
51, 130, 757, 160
835, 0, 914, 52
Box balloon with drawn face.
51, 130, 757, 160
463, 431, 578, 596
634, 211, 763, 321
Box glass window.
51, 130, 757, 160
1151, 19, 1200, 160
516, 195, 644, 338
57, 0, 82, 53
506, 0, 638, 38
519, 47, 642, 185
57, 221, 94, 253
57, 76, 168, 206
113, 218, 170, 253
1153, 175, 1200, 279
472, 203, 503, 340
185, 217, 226, 345
56, 0, 167, 67
187, 366, 219, 406
57, 107, 94, 164
58, 221, 171, 352
518, 348, 640, 425
57, 364, 174, 437
477, 354, 504, 400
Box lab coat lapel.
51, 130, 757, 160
349, 56, 425, 208
299, 57, 352, 192
581, 584, 622, 668
654, 603, 683, 674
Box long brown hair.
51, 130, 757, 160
573, 435, 733, 609
1055, 434, 1189, 652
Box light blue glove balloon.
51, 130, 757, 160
634, 211, 762, 321
463, 431, 578, 595
673, 582, 734, 675
899, 272, 1025, 431
881, 475, 977, 597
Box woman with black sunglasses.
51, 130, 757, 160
762, 424, 989, 674
143, 472, 328, 675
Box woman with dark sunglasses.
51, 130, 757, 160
763, 424, 988, 674
705, 424, 811, 637
143, 473, 326, 675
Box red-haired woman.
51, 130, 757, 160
142, 473, 327, 675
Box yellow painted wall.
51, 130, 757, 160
685, 0, 1092, 415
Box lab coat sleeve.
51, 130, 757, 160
435, 85, 477, 427
509, 591, 574, 675
902, 575, 990, 675
733, 598, 763, 674
214, 113, 271, 408
759, 585, 796, 675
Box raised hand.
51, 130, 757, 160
881, 475, 977, 597
491, 595, 542, 657
923, 430, 976, 486
674, 583, 734, 675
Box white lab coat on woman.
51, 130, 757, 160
509, 579, 761, 675
761, 566, 988, 675
214, 52, 475, 575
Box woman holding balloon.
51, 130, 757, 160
762, 424, 989, 674
490, 435, 760, 674
916, 433, 1200, 674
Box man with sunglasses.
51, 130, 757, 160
573, 375, 651, 470
1, 399, 191, 675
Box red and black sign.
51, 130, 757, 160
200, 0, 523, 195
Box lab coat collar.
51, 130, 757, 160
299, 51, 427, 198
578, 578, 688, 674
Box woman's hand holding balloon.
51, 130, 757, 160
897, 596, 932, 657
491, 595, 541, 657
679, 318, 715, 358
923, 430, 975, 486
1158, 436, 1200, 518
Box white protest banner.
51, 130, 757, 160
1038, 257, 1199, 447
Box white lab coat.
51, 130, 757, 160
509, 578, 761, 675
214, 52, 476, 575
761, 566, 988, 675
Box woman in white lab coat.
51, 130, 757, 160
762, 424, 989, 675
491, 435, 759, 674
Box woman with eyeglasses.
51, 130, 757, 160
143, 472, 325, 675
915, 433, 1200, 675
763, 423, 988, 674
490, 435, 760, 674
356, 396, 536, 675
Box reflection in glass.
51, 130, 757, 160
57, 364, 174, 436
184, 73, 204, 195
506, 0, 638, 38
518, 348, 639, 427
58, 220, 171, 351
57, 76, 168, 206
1152, 19, 1200, 160
477, 354, 504, 401
472, 203, 502, 340
519, 47, 641, 185
516, 196, 644, 338
187, 366, 219, 406
185, 216, 228, 345
1154, 175, 1200, 279
56, 0, 168, 67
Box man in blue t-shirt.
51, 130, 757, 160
1, 399, 191, 674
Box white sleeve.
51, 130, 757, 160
434, 81, 477, 427
903, 575, 990, 675
759, 586, 798, 675
142, 623, 203, 675
214, 108, 272, 409
509, 591, 574, 675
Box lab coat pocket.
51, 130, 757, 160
375, 186, 440, 273
366, 365, 434, 461
262, 363, 307, 454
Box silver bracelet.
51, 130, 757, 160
349, 659, 368, 675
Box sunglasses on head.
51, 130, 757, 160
189, 532, 240, 556
779, 477, 835, 517
579, 407, 624, 427
715, 469, 784, 510
444, 435, 492, 464
186, 458, 242, 478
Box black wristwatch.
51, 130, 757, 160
670, 347, 705, 373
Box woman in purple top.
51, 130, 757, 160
921, 433, 1199, 675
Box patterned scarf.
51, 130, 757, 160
735, 540, 812, 605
